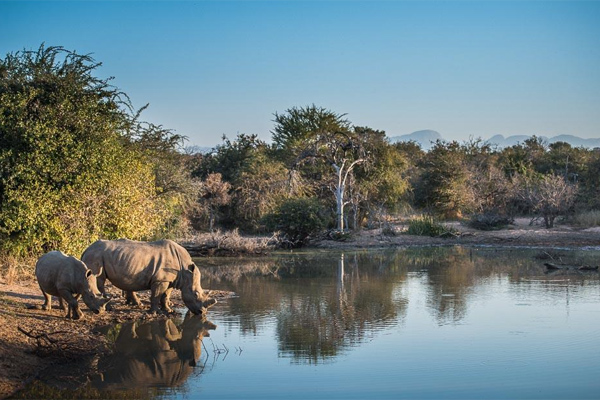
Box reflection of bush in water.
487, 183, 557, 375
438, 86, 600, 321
202, 260, 280, 284
389, 247, 599, 324
204, 248, 600, 359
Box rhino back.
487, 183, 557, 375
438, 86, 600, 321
36, 251, 86, 296
83, 239, 188, 291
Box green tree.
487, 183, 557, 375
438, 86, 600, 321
272, 105, 367, 230
349, 127, 409, 228
578, 150, 600, 210
263, 198, 331, 247
272, 104, 351, 165
234, 153, 291, 231
129, 121, 202, 237
191, 133, 301, 231
498, 136, 547, 178
0, 45, 187, 257
193, 133, 266, 183
414, 140, 471, 218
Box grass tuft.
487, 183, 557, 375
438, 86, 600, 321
405, 215, 456, 237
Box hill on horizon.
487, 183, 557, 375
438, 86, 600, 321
388, 131, 600, 150
387, 130, 442, 151
487, 134, 600, 148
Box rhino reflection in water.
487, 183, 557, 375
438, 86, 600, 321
93, 313, 216, 390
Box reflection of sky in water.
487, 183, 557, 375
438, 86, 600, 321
184, 248, 600, 400
18, 247, 600, 399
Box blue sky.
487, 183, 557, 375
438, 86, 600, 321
2, 1, 599, 147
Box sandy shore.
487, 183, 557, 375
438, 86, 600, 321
311, 218, 600, 250
1, 218, 598, 398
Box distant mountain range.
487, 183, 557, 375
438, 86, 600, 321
388, 130, 600, 150
388, 130, 443, 150
486, 134, 600, 149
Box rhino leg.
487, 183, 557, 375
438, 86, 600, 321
58, 297, 66, 311
161, 288, 173, 313
125, 291, 142, 306
96, 275, 107, 296
60, 290, 83, 320
41, 291, 52, 311
150, 282, 170, 314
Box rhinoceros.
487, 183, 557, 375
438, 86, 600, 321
81, 239, 216, 315
35, 251, 110, 319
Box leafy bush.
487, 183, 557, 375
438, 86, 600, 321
0, 45, 193, 258
263, 198, 330, 247
405, 215, 456, 237
467, 213, 514, 231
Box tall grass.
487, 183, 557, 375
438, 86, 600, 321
574, 210, 600, 228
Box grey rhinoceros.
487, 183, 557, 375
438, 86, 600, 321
81, 239, 216, 315
35, 251, 110, 319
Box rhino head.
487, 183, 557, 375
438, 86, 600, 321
180, 263, 217, 315
81, 267, 111, 314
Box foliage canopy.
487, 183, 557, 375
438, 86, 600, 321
0, 45, 194, 256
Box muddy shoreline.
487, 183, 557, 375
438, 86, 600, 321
1, 219, 599, 398
0, 284, 230, 399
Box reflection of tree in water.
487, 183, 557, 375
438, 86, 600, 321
275, 253, 406, 364
403, 247, 526, 324
204, 252, 409, 363
201, 248, 599, 362
423, 248, 477, 324
202, 260, 283, 334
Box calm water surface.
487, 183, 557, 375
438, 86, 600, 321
17, 247, 600, 399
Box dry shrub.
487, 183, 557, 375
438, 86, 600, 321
467, 213, 514, 231
574, 210, 600, 228
382, 223, 400, 236
185, 229, 277, 255
0, 255, 36, 284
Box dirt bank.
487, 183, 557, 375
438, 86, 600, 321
0, 282, 229, 399
310, 218, 600, 250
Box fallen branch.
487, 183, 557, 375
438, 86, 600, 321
17, 326, 106, 358
18, 327, 66, 346
544, 263, 599, 271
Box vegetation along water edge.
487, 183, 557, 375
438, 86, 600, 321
1, 44, 600, 398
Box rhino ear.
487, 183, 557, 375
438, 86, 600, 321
187, 264, 196, 272
85, 269, 93, 278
